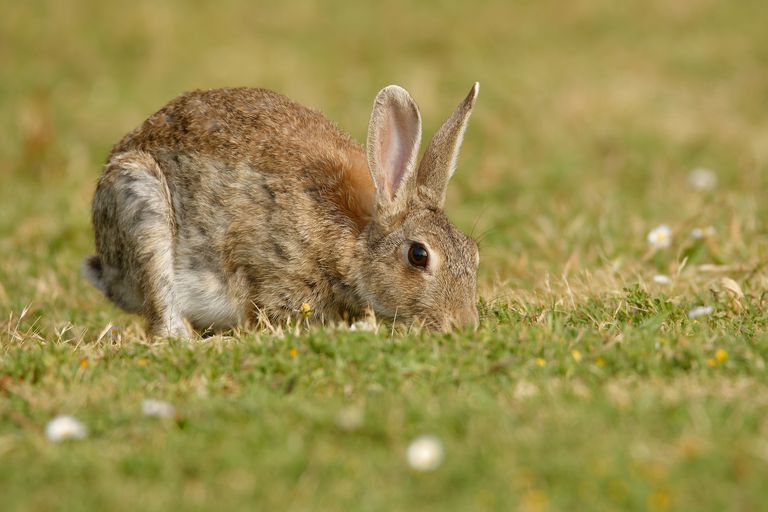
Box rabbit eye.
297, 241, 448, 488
407, 243, 429, 268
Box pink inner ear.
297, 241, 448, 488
380, 106, 419, 200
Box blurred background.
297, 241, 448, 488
1, 0, 767, 326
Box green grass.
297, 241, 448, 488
2, 0, 768, 510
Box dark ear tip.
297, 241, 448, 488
467, 82, 480, 105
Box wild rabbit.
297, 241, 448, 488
84, 83, 480, 336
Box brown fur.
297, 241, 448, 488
85, 85, 480, 336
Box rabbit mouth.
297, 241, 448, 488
418, 307, 479, 333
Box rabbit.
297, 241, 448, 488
83, 82, 481, 337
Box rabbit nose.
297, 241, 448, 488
451, 306, 479, 330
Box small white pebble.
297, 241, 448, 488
647, 225, 672, 249
349, 320, 376, 332
406, 435, 444, 472
688, 305, 714, 319
141, 399, 175, 418
688, 168, 717, 190
652, 274, 671, 285
45, 415, 88, 442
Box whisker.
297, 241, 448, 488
469, 204, 493, 239
475, 226, 499, 247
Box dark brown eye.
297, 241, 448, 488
407, 243, 429, 268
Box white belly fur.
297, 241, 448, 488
175, 269, 241, 330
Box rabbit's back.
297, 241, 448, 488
114, 88, 362, 177
113, 88, 375, 235
99, 88, 375, 329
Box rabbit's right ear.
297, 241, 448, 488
366, 85, 422, 216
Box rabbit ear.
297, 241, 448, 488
416, 82, 479, 209
367, 85, 422, 214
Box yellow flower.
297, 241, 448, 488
289, 347, 299, 359
521, 489, 550, 512
706, 358, 717, 368
715, 349, 728, 363
648, 489, 671, 510
535, 358, 546, 367
300, 303, 312, 318
595, 357, 606, 367
137, 358, 148, 367
79, 357, 89, 369
571, 350, 582, 363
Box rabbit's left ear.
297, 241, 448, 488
416, 82, 479, 209
366, 85, 422, 216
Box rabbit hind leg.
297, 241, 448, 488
87, 151, 190, 338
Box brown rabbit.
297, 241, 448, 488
84, 83, 480, 336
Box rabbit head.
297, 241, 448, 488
352, 83, 480, 332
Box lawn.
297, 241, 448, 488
2, 1, 768, 510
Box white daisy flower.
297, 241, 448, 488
692, 226, 716, 239
647, 225, 672, 249
141, 399, 175, 418
336, 406, 364, 432
45, 415, 88, 442
652, 274, 671, 285
688, 168, 717, 190
688, 305, 714, 319
406, 435, 444, 472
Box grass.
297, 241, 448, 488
2, 0, 768, 510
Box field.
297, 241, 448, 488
2, 0, 768, 510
